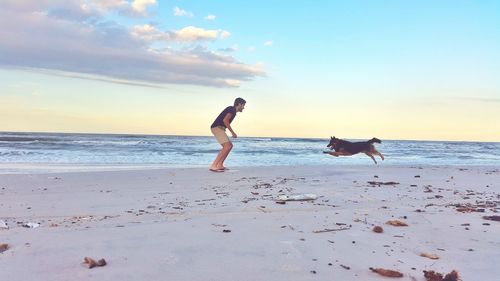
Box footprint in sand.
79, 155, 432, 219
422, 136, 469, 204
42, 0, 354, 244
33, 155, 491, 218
164, 254, 180, 265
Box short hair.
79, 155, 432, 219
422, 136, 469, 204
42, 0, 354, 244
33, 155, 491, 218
234, 97, 246, 107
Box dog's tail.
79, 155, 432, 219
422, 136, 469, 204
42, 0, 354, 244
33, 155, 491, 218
368, 137, 381, 144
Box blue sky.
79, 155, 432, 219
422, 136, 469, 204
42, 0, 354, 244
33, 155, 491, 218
1, 0, 499, 141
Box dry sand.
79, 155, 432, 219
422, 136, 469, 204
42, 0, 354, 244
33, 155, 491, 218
1, 165, 499, 280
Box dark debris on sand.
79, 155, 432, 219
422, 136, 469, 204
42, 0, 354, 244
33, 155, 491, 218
367, 181, 400, 186
482, 215, 500, 221
423, 270, 460, 281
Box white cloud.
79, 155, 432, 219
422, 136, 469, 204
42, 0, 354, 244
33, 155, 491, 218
264, 40, 273, 46
205, 14, 216, 20
4, 0, 156, 19
88, 0, 128, 13
224, 79, 240, 87
248, 46, 256, 52
219, 30, 231, 40
171, 26, 231, 42
173, 6, 193, 17
0, 2, 265, 88
130, 0, 157, 16
174, 26, 218, 41
131, 25, 231, 42
131, 24, 171, 41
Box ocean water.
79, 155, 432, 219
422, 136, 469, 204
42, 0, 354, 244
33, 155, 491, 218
0, 131, 499, 173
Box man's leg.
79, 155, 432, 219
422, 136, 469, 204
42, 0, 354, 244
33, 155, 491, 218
210, 141, 232, 170
210, 145, 224, 170
218, 141, 233, 168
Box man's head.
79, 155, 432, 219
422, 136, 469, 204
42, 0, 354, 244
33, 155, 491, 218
234, 97, 246, 112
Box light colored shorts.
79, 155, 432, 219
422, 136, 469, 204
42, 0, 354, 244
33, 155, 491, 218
211, 126, 230, 144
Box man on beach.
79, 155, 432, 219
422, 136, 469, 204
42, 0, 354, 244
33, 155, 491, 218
209, 98, 246, 172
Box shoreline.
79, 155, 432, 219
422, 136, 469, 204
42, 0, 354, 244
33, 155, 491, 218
1, 165, 499, 280
1, 163, 500, 175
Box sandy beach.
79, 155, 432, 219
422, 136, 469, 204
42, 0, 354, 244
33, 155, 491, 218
1, 165, 499, 281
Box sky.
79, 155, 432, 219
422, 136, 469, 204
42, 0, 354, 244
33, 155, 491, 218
1, 0, 499, 141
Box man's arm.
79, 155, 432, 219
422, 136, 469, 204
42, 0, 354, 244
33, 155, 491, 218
223, 113, 237, 138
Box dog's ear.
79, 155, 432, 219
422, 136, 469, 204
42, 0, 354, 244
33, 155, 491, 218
330, 136, 333, 140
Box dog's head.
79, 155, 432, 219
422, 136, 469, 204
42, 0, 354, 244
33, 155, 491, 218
327, 136, 340, 150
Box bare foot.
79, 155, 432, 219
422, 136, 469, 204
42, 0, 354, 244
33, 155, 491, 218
209, 166, 224, 172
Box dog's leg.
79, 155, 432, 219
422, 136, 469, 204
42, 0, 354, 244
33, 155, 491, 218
325, 151, 352, 157
373, 149, 384, 160
338, 151, 353, 156
365, 153, 377, 164
370, 145, 384, 161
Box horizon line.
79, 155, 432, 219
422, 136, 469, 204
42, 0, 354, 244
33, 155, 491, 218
1, 130, 499, 144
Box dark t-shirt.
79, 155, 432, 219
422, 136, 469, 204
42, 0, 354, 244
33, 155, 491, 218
211, 106, 236, 128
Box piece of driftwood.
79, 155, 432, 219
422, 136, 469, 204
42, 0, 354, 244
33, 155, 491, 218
370, 267, 404, 277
